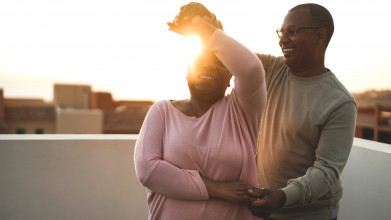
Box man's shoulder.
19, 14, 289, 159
255, 53, 287, 84
255, 53, 285, 64
326, 71, 356, 103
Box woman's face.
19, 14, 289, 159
187, 52, 232, 100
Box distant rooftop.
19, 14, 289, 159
5, 106, 55, 120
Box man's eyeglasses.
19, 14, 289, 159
276, 26, 320, 39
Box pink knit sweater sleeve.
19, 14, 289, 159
206, 30, 267, 146
134, 102, 209, 200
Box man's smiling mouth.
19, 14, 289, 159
283, 48, 295, 55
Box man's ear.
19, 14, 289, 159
317, 28, 327, 46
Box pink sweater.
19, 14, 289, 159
135, 30, 266, 220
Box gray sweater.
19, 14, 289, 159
256, 54, 357, 220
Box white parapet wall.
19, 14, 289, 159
339, 138, 391, 220
0, 134, 148, 220
0, 136, 390, 220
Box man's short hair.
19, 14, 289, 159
289, 3, 334, 48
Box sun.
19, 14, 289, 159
182, 36, 204, 62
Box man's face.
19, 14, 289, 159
279, 9, 320, 73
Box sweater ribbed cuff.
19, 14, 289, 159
281, 184, 301, 207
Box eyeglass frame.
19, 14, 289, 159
276, 26, 320, 39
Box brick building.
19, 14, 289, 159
0, 84, 154, 134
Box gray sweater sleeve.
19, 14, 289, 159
282, 101, 357, 206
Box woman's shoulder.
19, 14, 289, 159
153, 100, 170, 106
153, 99, 175, 108
150, 99, 187, 114
148, 100, 170, 113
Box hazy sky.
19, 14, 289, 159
1, 0, 390, 101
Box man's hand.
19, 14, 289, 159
247, 188, 286, 218
202, 176, 255, 203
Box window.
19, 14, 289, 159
362, 128, 374, 140
35, 128, 44, 134
16, 128, 25, 134
378, 131, 390, 144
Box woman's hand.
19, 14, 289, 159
167, 15, 206, 36
167, 2, 221, 30
167, 2, 222, 40
202, 176, 256, 203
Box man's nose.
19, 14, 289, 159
279, 35, 289, 47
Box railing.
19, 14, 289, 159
0, 135, 390, 220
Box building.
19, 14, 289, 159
0, 89, 7, 133
103, 100, 154, 134
0, 89, 56, 134
0, 84, 154, 134
355, 100, 391, 144
354, 90, 391, 144
53, 83, 91, 109
54, 84, 104, 134
90, 91, 153, 134
56, 108, 103, 134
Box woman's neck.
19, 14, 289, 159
171, 98, 218, 118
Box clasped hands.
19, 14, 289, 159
247, 187, 287, 218
202, 175, 286, 218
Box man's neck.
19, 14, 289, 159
290, 64, 327, 78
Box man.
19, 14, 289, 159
248, 3, 357, 220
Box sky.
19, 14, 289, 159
0, 0, 390, 102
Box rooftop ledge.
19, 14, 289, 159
353, 137, 391, 154
0, 136, 390, 220
0, 134, 138, 140
1, 134, 390, 154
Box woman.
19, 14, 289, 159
134, 2, 266, 219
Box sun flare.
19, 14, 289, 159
1, 0, 391, 101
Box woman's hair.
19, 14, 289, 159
289, 3, 334, 48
